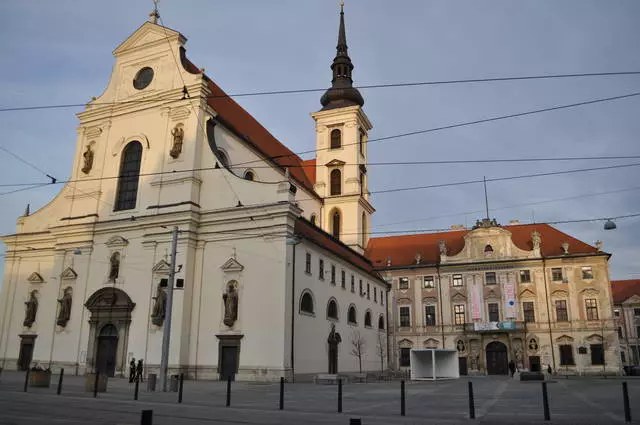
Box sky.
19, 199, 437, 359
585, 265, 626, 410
0, 0, 639, 281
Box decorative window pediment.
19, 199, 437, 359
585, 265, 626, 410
27, 272, 45, 284
152, 260, 171, 275
485, 289, 500, 300
220, 257, 244, 273
556, 334, 574, 344
451, 292, 467, 302
424, 338, 439, 348
519, 288, 536, 299
325, 159, 346, 167
398, 338, 413, 348
397, 297, 412, 305
585, 334, 603, 343
105, 236, 129, 248
551, 289, 569, 298
60, 267, 78, 281
580, 287, 599, 297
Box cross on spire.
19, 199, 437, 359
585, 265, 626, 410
149, 0, 160, 24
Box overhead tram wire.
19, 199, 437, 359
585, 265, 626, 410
2, 70, 640, 113
2, 154, 640, 189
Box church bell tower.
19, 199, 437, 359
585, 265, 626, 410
312, 3, 374, 254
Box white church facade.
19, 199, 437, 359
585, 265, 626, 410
0, 7, 389, 381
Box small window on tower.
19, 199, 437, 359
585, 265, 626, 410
330, 129, 342, 149
330, 169, 342, 196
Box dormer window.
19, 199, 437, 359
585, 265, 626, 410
330, 129, 342, 149
484, 244, 494, 254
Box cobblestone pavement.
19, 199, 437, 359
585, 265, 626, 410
0, 371, 638, 424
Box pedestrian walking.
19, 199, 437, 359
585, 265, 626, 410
136, 359, 144, 382
508, 360, 516, 378
129, 358, 136, 383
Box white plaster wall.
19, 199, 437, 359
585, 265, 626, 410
293, 240, 387, 376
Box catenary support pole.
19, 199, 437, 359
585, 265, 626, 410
178, 373, 184, 403
468, 381, 475, 419
279, 377, 284, 410
542, 382, 550, 421
159, 227, 179, 392
93, 372, 99, 398
57, 368, 64, 395
622, 382, 631, 422
401, 380, 406, 416
338, 378, 343, 413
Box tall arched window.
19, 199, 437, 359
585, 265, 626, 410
327, 299, 338, 320
331, 209, 341, 239
330, 169, 342, 196
310, 214, 317, 226
348, 305, 357, 324
330, 129, 341, 149
378, 315, 385, 330
216, 150, 229, 169
115, 141, 142, 211
364, 310, 372, 328
300, 291, 314, 314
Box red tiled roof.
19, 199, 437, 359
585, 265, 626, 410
295, 218, 385, 283
365, 223, 600, 268
180, 51, 318, 198
611, 280, 640, 304
300, 159, 316, 185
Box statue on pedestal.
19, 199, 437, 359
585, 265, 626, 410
151, 283, 167, 326
56, 287, 73, 327
24, 290, 38, 328
222, 282, 238, 327
327, 323, 342, 374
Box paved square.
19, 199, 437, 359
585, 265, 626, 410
0, 371, 638, 424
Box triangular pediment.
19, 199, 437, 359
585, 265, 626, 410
556, 334, 574, 343
398, 338, 413, 348
113, 22, 185, 55
60, 267, 78, 280
105, 236, 129, 248
519, 288, 536, 299
152, 260, 171, 275
551, 289, 569, 298
451, 291, 467, 302
585, 333, 603, 343
325, 159, 346, 167
622, 294, 640, 305
423, 338, 439, 348
485, 289, 500, 300
27, 272, 44, 284
220, 257, 244, 273
580, 287, 599, 296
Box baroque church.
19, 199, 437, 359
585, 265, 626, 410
0, 5, 622, 380
0, 6, 388, 381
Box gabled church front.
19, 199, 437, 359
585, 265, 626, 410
0, 6, 389, 381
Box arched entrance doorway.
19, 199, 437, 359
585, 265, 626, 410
85, 287, 135, 377
485, 341, 508, 375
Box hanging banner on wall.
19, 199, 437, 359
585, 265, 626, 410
471, 279, 482, 320
503, 275, 517, 318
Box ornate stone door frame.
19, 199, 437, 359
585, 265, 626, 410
85, 288, 135, 376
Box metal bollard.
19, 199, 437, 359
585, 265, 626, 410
279, 377, 284, 410
23, 369, 30, 392
622, 382, 631, 423
338, 378, 343, 413
400, 380, 406, 416
134, 377, 140, 401
542, 382, 550, 421
349, 419, 362, 425
226, 377, 231, 407
57, 368, 64, 395
140, 409, 153, 425
468, 381, 475, 419
93, 372, 99, 398
178, 373, 184, 404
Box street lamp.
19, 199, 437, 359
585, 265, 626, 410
604, 219, 617, 230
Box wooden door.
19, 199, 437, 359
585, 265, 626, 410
17, 339, 34, 371
96, 337, 118, 377
458, 357, 468, 375
486, 342, 508, 375
220, 346, 238, 381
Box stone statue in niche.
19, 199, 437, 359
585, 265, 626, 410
531, 231, 541, 251
56, 287, 73, 327
109, 252, 120, 282
327, 323, 342, 374
513, 340, 523, 366
170, 125, 184, 159
439, 240, 447, 256
222, 282, 238, 327
24, 290, 38, 328
528, 338, 539, 351
82, 145, 94, 174
456, 340, 466, 353
151, 283, 167, 326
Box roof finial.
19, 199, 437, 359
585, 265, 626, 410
149, 0, 160, 24
319, 1, 364, 110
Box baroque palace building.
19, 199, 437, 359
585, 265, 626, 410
366, 218, 622, 375
0, 7, 388, 381
611, 280, 640, 370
